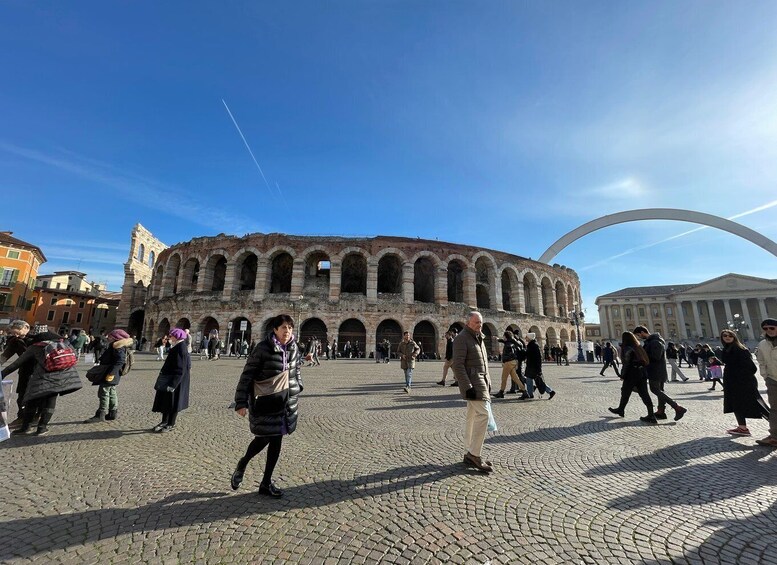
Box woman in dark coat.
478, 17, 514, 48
231, 314, 306, 498
719, 329, 769, 436
151, 328, 191, 433
609, 331, 656, 423
1, 331, 82, 436
83, 329, 134, 423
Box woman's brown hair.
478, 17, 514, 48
621, 331, 649, 366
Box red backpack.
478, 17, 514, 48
35, 340, 78, 372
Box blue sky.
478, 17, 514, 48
3, 2, 777, 323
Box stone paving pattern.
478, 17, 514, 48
3, 354, 777, 564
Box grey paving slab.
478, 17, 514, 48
2, 355, 777, 564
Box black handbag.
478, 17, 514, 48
86, 365, 110, 384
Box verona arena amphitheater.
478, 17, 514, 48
124, 228, 584, 358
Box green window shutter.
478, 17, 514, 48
10, 269, 19, 283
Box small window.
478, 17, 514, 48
149, 251, 155, 267
78, 301, 84, 309
62, 312, 70, 323
42, 281, 48, 288
76, 313, 82, 323
625, 307, 632, 319
47, 310, 55, 321
50, 297, 57, 305
7, 250, 20, 259
666, 306, 673, 316
638, 307, 646, 317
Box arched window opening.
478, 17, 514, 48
270, 253, 293, 293
378, 255, 402, 294
447, 261, 464, 303
413, 257, 435, 303
341, 253, 367, 294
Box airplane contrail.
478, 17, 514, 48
579, 198, 777, 271
221, 99, 279, 200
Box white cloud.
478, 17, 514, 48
0, 143, 269, 235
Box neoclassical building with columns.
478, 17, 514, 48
596, 273, 777, 347
131, 231, 584, 357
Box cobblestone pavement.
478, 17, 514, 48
3, 354, 777, 564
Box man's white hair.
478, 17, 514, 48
467, 311, 482, 321
7, 319, 30, 331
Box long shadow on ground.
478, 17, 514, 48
2, 462, 472, 559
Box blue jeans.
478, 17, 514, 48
525, 377, 553, 396
404, 368, 413, 387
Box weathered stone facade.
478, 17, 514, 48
115, 223, 168, 338
142, 232, 584, 357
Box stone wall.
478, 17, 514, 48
143, 232, 585, 357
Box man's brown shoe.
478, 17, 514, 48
755, 436, 777, 447
463, 452, 493, 473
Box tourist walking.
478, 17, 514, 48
231, 314, 306, 498
520, 333, 556, 400
91, 334, 106, 366
151, 328, 191, 433
83, 329, 134, 423
2, 331, 82, 436
437, 331, 455, 386
755, 318, 777, 447
608, 331, 655, 422
707, 356, 724, 390
665, 342, 689, 382
155, 336, 166, 360
600, 342, 621, 377
493, 330, 527, 398
634, 326, 687, 421
397, 331, 420, 393
452, 311, 493, 473
719, 329, 769, 437
678, 344, 689, 367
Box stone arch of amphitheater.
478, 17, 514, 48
142, 233, 583, 357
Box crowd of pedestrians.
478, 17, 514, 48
2, 312, 777, 495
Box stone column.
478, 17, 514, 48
619, 304, 627, 334
329, 260, 342, 302
366, 259, 378, 303
365, 325, 376, 360
675, 301, 687, 340
723, 299, 734, 329
659, 303, 668, 337
516, 281, 526, 313
435, 266, 448, 306
535, 285, 544, 317
706, 300, 719, 336
494, 276, 503, 311
254, 258, 268, 301
741, 299, 755, 342
759, 298, 769, 323
691, 301, 703, 339
290, 259, 305, 298
222, 261, 238, 300
402, 263, 414, 303
464, 268, 477, 308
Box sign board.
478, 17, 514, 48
240, 321, 248, 331
227, 322, 233, 329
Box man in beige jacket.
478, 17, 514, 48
452, 311, 493, 473
756, 318, 777, 447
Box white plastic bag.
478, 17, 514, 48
486, 400, 498, 433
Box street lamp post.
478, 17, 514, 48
726, 313, 749, 341
570, 306, 585, 362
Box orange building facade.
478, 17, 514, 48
0, 232, 46, 325
31, 289, 121, 337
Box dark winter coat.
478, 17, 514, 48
525, 340, 543, 379
721, 345, 769, 418
234, 334, 303, 437
621, 346, 648, 382
92, 337, 133, 387
643, 333, 668, 382
1, 332, 82, 403
498, 337, 518, 362
452, 326, 491, 400
444, 337, 454, 361
152, 341, 191, 413
603, 344, 615, 362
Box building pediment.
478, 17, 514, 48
674, 273, 777, 297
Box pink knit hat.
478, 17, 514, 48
108, 329, 131, 341
169, 328, 187, 341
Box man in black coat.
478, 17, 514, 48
634, 326, 687, 421
521, 333, 556, 401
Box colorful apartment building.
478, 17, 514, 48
0, 231, 46, 325
31, 270, 120, 336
